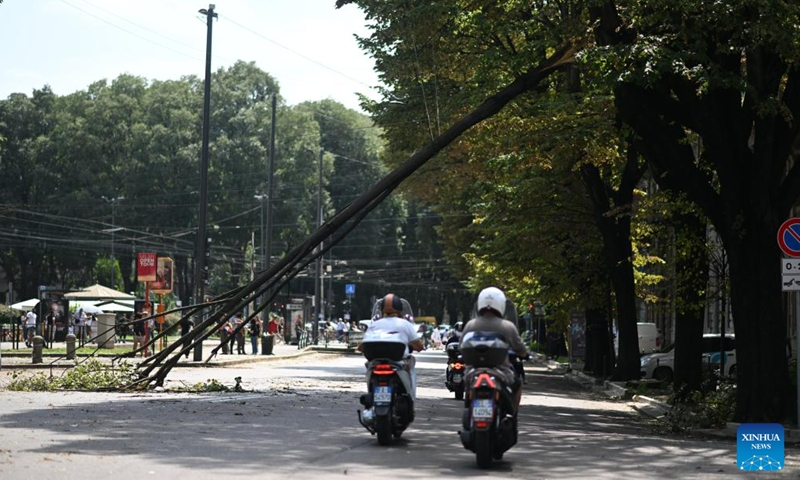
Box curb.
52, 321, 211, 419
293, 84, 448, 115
568, 370, 628, 398
0, 347, 331, 370
175, 347, 319, 367
629, 394, 670, 418
691, 423, 800, 444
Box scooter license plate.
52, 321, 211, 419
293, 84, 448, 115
472, 399, 494, 420
452, 374, 462, 382
373, 386, 392, 404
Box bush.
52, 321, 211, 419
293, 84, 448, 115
660, 378, 736, 433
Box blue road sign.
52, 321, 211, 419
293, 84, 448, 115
345, 284, 355, 295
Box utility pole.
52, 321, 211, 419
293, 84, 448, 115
193, 3, 217, 361
265, 93, 277, 271
111, 201, 116, 290
313, 147, 323, 345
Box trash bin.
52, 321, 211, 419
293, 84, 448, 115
261, 334, 274, 355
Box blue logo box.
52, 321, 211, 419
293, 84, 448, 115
737, 423, 784, 471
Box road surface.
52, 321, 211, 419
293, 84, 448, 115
0, 350, 796, 479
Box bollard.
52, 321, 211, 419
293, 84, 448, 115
32, 335, 44, 364
66, 333, 76, 360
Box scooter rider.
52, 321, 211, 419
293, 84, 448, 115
461, 286, 528, 413
358, 293, 424, 400
446, 321, 464, 344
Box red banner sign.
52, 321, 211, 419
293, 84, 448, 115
137, 253, 157, 282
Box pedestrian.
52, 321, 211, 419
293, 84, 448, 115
118, 313, 129, 343
132, 313, 147, 357
179, 317, 193, 359
227, 313, 239, 354
17, 312, 25, 344
218, 314, 230, 354
248, 315, 262, 355
75, 308, 87, 344
88, 313, 97, 343
268, 314, 280, 343
24, 310, 37, 347
343, 319, 351, 344
294, 314, 304, 343
431, 326, 442, 350
45, 308, 58, 349
235, 313, 246, 355
336, 318, 345, 342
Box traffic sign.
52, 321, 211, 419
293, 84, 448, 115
778, 218, 800, 257
783, 275, 800, 291
783, 259, 800, 274
345, 284, 355, 295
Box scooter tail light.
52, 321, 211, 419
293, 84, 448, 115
373, 364, 394, 375
474, 373, 496, 389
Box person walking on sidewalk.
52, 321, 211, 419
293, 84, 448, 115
180, 317, 194, 359
248, 315, 262, 355
235, 313, 247, 354
132, 313, 147, 357
218, 314, 230, 355
24, 310, 37, 347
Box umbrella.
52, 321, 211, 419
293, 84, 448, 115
79, 305, 104, 314
96, 301, 133, 312
10, 298, 39, 311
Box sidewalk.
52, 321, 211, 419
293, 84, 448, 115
0, 338, 357, 370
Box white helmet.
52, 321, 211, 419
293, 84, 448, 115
477, 287, 506, 317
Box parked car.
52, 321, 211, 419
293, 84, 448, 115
640, 333, 736, 382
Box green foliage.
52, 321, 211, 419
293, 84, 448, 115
660, 380, 737, 432
0, 304, 18, 324
6, 359, 138, 391
171, 378, 231, 393
0, 62, 421, 309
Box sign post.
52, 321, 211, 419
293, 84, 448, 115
345, 284, 355, 318
777, 218, 800, 426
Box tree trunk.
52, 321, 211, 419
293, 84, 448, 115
671, 204, 708, 395
584, 306, 614, 377
580, 154, 644, 381
725, 213, 791, 422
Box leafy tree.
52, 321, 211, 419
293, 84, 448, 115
591, 0, 800, 422
339, 0, 653, 377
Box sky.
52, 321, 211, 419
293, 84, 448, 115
0, 0, 381, 112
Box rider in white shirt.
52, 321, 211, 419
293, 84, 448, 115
359, 294, 424, 399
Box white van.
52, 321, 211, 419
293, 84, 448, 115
637, 323, 661, 354
613, 322, 662, 355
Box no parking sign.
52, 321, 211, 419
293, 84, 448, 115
777, 218, 800, 258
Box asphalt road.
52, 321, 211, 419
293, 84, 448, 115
0, 350, 797, 479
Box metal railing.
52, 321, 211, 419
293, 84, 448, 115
298, 330, 310, 349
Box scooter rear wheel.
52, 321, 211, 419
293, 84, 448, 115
376, 414, 392, 446
455, 387, 464, 400
474, 430, 493, 469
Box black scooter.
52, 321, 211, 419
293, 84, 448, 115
445, 341, 466, 400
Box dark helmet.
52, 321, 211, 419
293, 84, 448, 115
381, 293, 403, 316
453, 321, 464, 333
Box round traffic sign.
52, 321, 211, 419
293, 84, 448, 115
777, 218, 800, 257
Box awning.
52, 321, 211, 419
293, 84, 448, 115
10, 298, 39, 311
